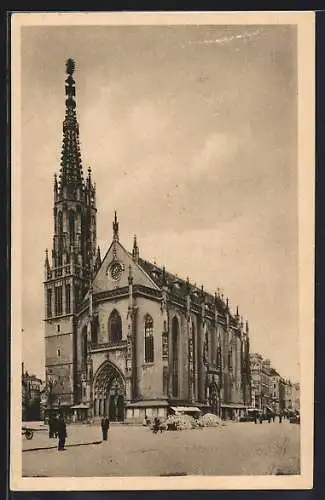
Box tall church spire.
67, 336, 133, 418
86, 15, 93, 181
58, 58, 84, 197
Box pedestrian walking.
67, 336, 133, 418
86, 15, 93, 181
279, 412, 283, 424
53, 415, 59, 438
101, 415, 110, 441
57, 415, 67, 451
152, 417, 161, 434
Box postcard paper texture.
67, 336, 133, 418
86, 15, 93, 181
11, 11, 314, 491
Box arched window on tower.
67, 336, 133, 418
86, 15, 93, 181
144, 314, 154, 363
58, 212, 63, 234
108, 310, 122, 344
69, 210, 75, 245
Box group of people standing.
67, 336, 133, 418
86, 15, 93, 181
47, 414, 111, 451
253, 411, 285, 424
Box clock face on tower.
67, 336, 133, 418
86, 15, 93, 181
109, 261, 123, 281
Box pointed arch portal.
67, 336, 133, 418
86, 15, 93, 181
93, 362, 125, 421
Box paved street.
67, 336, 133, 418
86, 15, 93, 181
22, 421, 300, 477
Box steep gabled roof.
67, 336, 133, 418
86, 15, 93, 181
136, 256, 234, 319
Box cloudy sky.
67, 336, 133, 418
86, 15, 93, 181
19, 23, 299, 381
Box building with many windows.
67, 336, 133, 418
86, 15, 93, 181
250, 353, 299, 414
43, 59, 251, 423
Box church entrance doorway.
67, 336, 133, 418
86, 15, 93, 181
93, 361, 125, 422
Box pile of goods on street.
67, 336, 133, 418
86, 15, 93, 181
197, 413, 225, 427
160, 414, 199, 431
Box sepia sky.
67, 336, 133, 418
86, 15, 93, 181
20, 24, 299, 381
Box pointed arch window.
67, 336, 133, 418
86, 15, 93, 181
47, 288, 52, 318
58, 212, 63, 234
108, 310, 122, 344
144, 314, 154, 363
65, 284, 71, 314
228, 346, 233, 372
216, 342, 222, 372
69, 210, 75, 245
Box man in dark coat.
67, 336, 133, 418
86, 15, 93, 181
101, 415, 110, 441
57, 416, 67, 451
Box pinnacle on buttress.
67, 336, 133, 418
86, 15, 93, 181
162, 266, 167, 286
132, 235, 139, 262
113, 211, 119, 242
45, 248, 50, 267
54, 173, 58, 195
94, 246, 101, 274
246, 320, 249, 334
44, 249, 51, 278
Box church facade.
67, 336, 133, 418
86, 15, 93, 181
44, 59, 251, 423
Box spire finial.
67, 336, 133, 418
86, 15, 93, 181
113, 211, 119, 242
132, 234, 139, 262
66, 58, 75, 75
236, 305, 239, 316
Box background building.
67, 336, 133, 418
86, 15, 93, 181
22, 363, 43, 421
283, 380, 300, 412
43, 59, 251, 423
249, 354, 299, 414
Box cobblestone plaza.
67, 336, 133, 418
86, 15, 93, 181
22, 421, 300, 477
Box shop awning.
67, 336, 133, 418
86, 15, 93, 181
127, 400, 169, 408
70, 404, 90, 409
170, 406, 201, 413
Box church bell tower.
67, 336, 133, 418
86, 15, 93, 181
44, 59, 97, 410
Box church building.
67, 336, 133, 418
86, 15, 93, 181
44, 59, 251, 423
